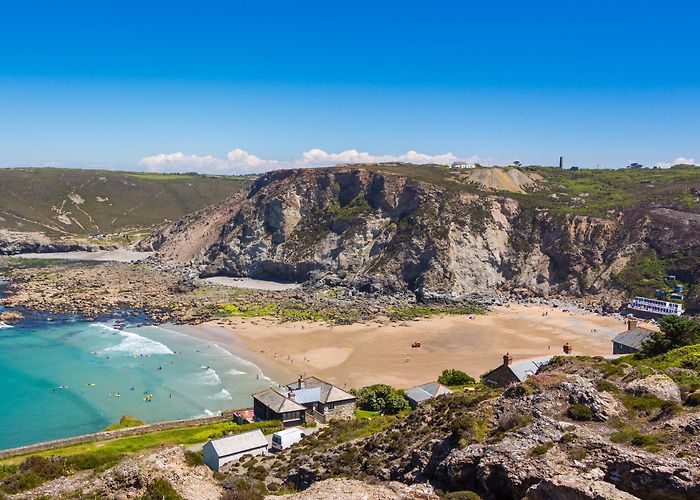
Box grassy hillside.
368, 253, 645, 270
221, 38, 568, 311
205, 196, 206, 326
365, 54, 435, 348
0, 168, 253, 239
360, 163, 700, 216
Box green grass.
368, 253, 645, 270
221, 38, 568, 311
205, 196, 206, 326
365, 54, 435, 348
529, 442, 554, 457
217, 302, 278, 317
359, 163, 700, 217
0, 167, 252, 236
101, 415, 145, 431
216, 301, 358, 324
626, 344, 700, 385
354, 409, 382, 420
0, 420, 282, 466
610, 421, 664, 452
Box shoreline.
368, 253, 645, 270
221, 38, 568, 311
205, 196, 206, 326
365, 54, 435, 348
164, 322, 297, 388
178, 304, 653, 389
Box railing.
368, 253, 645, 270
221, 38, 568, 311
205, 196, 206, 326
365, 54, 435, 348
307, 409, 326, 423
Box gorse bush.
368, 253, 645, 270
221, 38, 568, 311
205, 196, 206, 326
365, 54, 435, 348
497, 412, 531, 433
438, 369, 476, 386
351, 384, 410, 415
141, 477, 184, 500
638, 316, 700, 358
566, 404, 594, 421
184, 450, 204, 467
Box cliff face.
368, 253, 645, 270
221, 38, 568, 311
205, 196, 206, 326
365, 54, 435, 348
141, 167, 697, 304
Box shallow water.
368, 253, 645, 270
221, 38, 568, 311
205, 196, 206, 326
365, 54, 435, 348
0, 316, 276, 450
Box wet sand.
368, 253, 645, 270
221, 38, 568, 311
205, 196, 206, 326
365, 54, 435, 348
189, 304, 652, 389
202, 277, 301, 291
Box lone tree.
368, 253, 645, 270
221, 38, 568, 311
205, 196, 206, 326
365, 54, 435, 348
639, 316, 700, 357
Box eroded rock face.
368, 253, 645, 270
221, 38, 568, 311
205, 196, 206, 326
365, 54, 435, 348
270, 478, 438, 500
141, 167, 694, 305
525, 475, 640, 500
625, 374, 682, 403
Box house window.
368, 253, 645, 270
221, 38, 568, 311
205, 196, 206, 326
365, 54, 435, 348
327, 402, 335, 410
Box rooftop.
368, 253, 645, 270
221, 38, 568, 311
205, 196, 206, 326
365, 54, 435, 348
508, 356, 556, 382
207, 429, 268, 457
253, 389, 306, 413
612, 327, 656, 350
405, 382, 452, 403
284, 376, 356, 404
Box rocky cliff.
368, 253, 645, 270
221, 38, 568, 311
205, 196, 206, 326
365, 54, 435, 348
141, 166, 699, 308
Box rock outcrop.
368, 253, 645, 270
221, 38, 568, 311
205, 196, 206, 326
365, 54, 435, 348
625, 374, 682, 403
141, 167, 697, 307
0, 229, 100, 255
264, 357, 700, 500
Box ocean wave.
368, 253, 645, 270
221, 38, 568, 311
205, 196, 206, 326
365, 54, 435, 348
97, 325, 174, 356
193, 367, 222, 385
227, 369, 246, 376
90, 322, 121, 334
210, 389, 232, 400
0, 322, 13, 329
196, 408, 222, 418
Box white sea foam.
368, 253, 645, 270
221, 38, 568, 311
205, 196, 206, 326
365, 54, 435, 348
193, 367, 222, 385
211, 389, 232, 400
95, 324, 174, 356
0, 322, 13, 329
90, 323, 121, 334
227, 369, 246, 376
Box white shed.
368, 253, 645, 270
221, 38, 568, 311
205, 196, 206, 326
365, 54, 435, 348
202, 429, 269, 471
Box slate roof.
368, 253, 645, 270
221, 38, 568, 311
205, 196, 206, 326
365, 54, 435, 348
280, 387, 322, 404
206, 429, 268, 457
284, 376, 356, 403
405, 382, 452, 404
612, 327, 656, 350
508, 356, 554, 382
253, 389, 305, 413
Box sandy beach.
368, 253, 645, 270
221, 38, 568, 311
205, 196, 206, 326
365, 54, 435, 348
191, 304, 654, 389
12, 249, 152, 262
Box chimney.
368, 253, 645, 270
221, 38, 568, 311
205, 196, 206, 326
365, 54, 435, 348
503, 353, 513, 366
627, 319, 638, 331
559, 156, 564, 169
288, 389, 295, 400
563, 342, 573, 355
297, 375, 303, 389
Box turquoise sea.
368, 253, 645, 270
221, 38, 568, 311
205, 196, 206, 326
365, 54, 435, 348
0, 313, 276, 450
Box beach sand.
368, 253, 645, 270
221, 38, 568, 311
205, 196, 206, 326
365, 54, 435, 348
13, 249, 152, 262
192, 304, 654, 389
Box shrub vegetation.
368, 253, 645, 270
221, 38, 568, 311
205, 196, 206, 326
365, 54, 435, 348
566, 404, 594, 421
438, 369, 476, 387
351, 384, 410, 415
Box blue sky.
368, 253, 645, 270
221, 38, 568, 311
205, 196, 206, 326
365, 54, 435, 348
0, 0, 698, 172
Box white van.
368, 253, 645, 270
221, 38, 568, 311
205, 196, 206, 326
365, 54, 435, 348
271, 428, 305, 451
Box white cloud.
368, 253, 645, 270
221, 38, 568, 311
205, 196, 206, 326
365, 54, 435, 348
138, 148, 489, 174
655, 156, 696, 168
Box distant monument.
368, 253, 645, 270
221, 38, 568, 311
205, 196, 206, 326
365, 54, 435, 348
559, 156, 564, 168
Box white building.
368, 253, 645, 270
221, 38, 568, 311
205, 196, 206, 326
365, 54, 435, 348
203, 429, 269, 472
628, 296, 684, 316
451, 161, 477, 169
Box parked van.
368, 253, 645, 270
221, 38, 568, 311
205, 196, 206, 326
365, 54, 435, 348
271, 428, 305, 451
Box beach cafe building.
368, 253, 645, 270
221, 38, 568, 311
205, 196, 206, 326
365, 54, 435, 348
253, 389, 306, 427
253, 376, 357, 426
